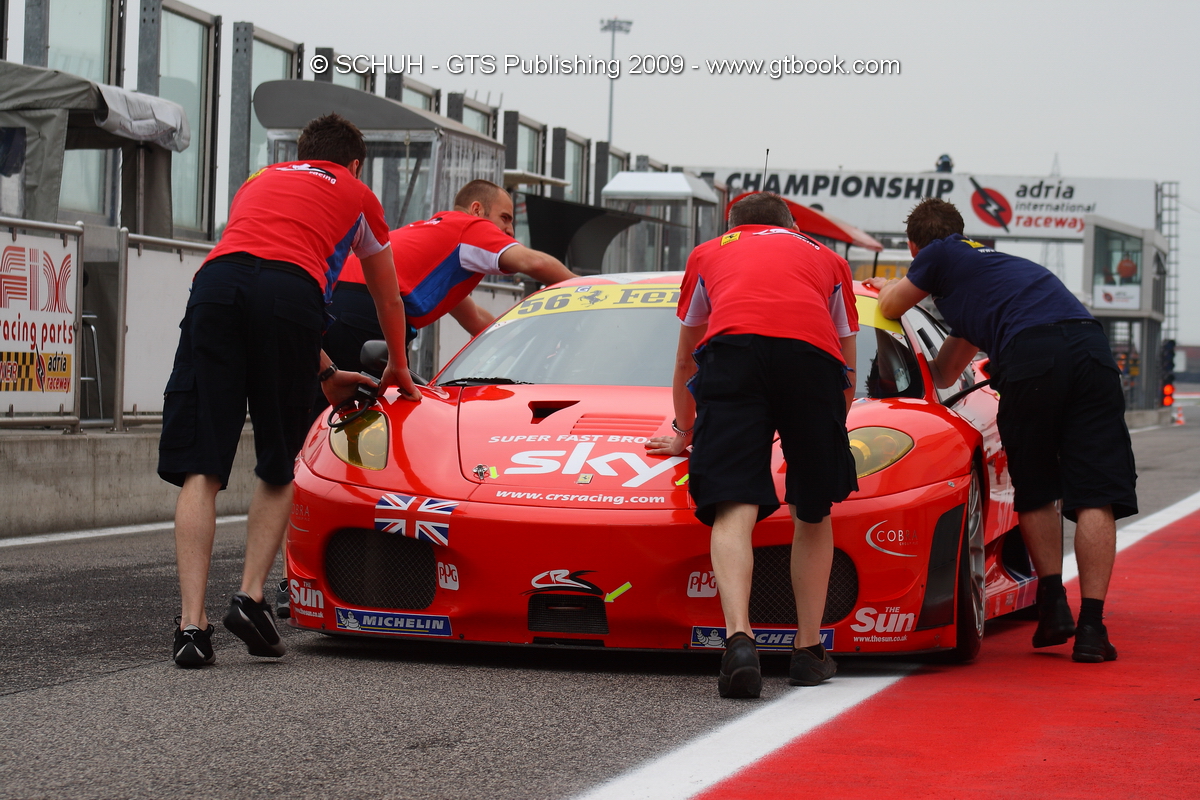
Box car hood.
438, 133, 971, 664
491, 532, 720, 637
455, 384, 692, 509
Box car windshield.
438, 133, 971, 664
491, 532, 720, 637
439, 288, 924, 397
439, 305, 681, 387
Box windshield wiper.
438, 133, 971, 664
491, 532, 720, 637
439, 376, 534, 386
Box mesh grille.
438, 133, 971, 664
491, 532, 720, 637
324, 528, 436, 610
748, 546, 859, 626
527, 593, 609, 634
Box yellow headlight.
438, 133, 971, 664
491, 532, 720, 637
329, 410, 389, 470
848, 426, 913, 478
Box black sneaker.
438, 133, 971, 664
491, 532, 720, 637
1032, 586, 1076, 648
1072, 623, 1118, 663
222, 591, 286, 657
274, 578, 291, 619
718, 631, 761, 699
173, 619, 215, 668
789, 647, 838, 686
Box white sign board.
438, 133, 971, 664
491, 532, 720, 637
689, 167, 1158, 240
1093, 284, 1141, 310
0, 232, 78, 412
123, 245, 209, 413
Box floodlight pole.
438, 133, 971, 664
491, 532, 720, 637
601, 18, 632, 144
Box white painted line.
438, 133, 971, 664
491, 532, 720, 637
572, 666, 916, 800
0, 515, 249, 549
576, 488, 1200, 800
1128, 425, 1159, 434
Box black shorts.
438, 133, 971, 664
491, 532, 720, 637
158, 258, 324, 489
990, 321, 1138, 522
688, 334, 858, 526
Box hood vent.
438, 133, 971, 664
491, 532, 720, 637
570, 413, 665, 438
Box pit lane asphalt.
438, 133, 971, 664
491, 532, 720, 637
1, 411, 1196, 800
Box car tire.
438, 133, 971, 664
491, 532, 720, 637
948, 466, 986, 662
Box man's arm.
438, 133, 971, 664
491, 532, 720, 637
645, 323, 706, 457
447, 296, 495, 337
840, 334, 857, 412
863, 276, 929, 320
359, 246, 421, 401
929, 336, 980, 390
498, 245, 576, 286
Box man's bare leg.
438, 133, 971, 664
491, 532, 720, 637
789, 511, 833, 648
176, 473, 222, 629
1074, 506, 1116, 601
1018, 502, 1063, 576
239, 479, 293, 602
710, 501, 760, 636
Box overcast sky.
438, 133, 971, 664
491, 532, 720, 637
15, 0, 1199, 341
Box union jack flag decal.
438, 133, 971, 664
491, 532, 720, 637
374, 493, 457, 546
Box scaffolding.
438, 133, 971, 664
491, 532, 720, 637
1158, 181, 1179, 340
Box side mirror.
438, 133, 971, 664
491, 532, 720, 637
359, 340, 389, 378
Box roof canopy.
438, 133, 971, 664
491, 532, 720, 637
253, 80, 500, 148
601, 171, 719, 205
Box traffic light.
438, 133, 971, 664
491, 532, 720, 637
1161, 339, 1176, 407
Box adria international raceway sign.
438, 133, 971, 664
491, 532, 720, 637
690, 167, 1158, 241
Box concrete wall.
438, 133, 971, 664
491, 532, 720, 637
0, 427, 256, 538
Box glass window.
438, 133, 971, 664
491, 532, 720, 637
331, 64, 369, 92
250, 40, 293, 171
516, 123, 540, 174
462, 106, 491, 137
608, 153, 625, 182
564, 140, 585, 203
402, 87, 432, 110
905, 307, 975, 403
1093, 227, 1142, 287
0, 128, 27, 218
440, 305, 679, 387
855, 325, 923, 400
47, 0, 110, 82
160, 9, 209, 232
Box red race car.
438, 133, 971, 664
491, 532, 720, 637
287, 274, 1036, 659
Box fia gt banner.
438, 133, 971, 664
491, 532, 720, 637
0, 230, 78, 412
689, 167, 1158, 241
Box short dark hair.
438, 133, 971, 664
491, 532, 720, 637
453, 179, 504, 211
905, 198, 964, 249
729, 192, 794, 228
296, 113, 366, 167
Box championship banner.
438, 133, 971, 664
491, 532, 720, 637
0, 231, 78, 413
690, 167, 1158, 241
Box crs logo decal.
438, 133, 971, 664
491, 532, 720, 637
865, 521, 918, 557
526, 569, 604, 596
850, 606, 915, 633
687, 570, 718, 597
968, 177, 1011, 232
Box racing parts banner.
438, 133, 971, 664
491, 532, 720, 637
0, 231, 77, 412
690, 168, 1158, 241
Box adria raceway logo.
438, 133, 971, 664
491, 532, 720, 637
525, 569, 604, 596
968, 177, 1012, 232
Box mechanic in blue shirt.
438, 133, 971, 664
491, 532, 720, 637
866, 197, 1137, 663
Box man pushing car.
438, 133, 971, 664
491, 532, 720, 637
159, 114, 420, 667
866, 197, 1137, 663
647, 192, 859, 698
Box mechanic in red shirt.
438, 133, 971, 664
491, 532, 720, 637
318, 179, 575, 383
159, 114, 419, 668
648, 192, 859, 698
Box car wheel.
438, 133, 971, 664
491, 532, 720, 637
949, 466, 986, 661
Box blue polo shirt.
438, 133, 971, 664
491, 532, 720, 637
906, 234, 1093, 356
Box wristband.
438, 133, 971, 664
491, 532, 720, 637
671, 418, 693, 436
318, 363, 337, 383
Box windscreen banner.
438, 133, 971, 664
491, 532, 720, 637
691, 168, 1158, 241
0, 230, 77, 412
